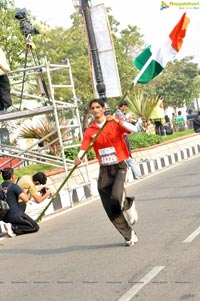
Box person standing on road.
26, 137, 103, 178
75, 98, 139, 247
115, 100, 141, 180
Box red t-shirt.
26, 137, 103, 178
81, 120, 130, 165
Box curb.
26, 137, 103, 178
138, 144, 200, 176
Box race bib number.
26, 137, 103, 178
99, 147, 118, 166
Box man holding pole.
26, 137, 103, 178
75, 98, 138, 247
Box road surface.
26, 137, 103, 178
1, 155, 200, 301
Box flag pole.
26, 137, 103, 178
133, 55, 153, 86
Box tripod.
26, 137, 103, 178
19, 34, 50, 110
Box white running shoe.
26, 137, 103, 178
0, 221, 6, 234
5, 106, 18, 113
125, 231, 138, 247
123, 201, 138, 227
5, 223, 16, 238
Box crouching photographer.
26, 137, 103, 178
17, 172, 52, 204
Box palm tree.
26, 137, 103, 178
126, 91, 160, 121
126, 91, 163, 133
18, 119, 70, 156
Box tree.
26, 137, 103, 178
39, 12, 94, 130
3, 2, 200, 126
152, 57, 200, 108
18, 118, 71, 156
0, 1, 42, 70
127, 91, 159, 119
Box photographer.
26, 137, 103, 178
17, 172, 52, 204
1, 168, 39, 236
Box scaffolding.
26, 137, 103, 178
0, 56, 91, 204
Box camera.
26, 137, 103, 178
15, 8, 40, 37
40, 187, 48, 196
130, 118, 138, 125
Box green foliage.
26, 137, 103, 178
40, 13, 94, 113
161, 129, 194, 141
18, 119, 71, 156
129, 132, 163, 149
129, 129, 194, 150
64, 147, 78, 160
64, 144, 96, 161
0, 163, 55, 182
0, 1, 42, 70
126, 90, 159, 120
147, 58, 200, 108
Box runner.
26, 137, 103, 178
75, 98, 138, 246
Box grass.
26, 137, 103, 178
0, 163, 56, 182
14, 163, 56, 177
161, 129, 194, 141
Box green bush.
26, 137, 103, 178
64, 145, 96, 161
64, 147, 79, 160
129, 133, 163, 149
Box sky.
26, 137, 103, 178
14, 0, 200, 65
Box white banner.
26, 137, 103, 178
90, 4, 122, 98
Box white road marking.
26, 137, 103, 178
183, 226, 200, 243
118, 266, 165, 301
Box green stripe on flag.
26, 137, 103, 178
133, 46, 163, 84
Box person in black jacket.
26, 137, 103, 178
193, 111, 200, 133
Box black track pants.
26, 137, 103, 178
10, 213, 39, 235
98, 161, 132, 241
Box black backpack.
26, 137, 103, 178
0, 184, 10, 220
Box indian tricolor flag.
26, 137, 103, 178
133, 12, 190, 84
